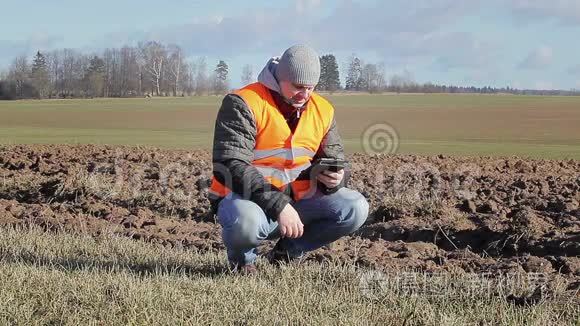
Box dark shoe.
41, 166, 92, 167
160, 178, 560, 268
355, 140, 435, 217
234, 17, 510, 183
231, 263, 258, 275
267, 240, 301, 265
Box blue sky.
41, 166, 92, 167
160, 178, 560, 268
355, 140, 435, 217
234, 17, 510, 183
1, 0, 580, 90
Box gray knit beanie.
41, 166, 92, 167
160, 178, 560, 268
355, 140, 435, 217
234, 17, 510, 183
275, 45, 320, 86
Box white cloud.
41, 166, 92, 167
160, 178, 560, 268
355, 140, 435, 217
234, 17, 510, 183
311, 1, 481, 53
98, 0, 488, 67
433, 33, 500, 70
509, 0, 580, 25
518, 46, 553, 69
81, 1, 508, 88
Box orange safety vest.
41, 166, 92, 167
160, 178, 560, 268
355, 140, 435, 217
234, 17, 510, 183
209, 82, 334, 201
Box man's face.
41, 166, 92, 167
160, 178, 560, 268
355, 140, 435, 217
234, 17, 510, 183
279, 80, 315, 108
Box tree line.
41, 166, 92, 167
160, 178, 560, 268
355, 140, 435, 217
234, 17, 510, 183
1, 42, 579, 100
0, 41, 232, 100
338, 55, 580, 96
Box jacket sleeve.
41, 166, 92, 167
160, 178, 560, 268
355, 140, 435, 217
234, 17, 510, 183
312, 116, 350, 192
316, 117, 346, 161
211, 94, 291, 220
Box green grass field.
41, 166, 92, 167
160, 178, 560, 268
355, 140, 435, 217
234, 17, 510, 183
1, 94, 579, 159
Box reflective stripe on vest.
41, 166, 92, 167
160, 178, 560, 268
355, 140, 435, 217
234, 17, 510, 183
254, 161, 311, 184
253, 147, 316, 161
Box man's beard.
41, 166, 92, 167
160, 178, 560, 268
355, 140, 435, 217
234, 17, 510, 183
285, 95, 308, 108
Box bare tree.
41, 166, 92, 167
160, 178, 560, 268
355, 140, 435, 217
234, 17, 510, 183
7, 55, 31, 98
140, 41, 166, 96
177, 61, 192, 96
135, 48, 146, 96
119, 46, 140, 97
182, 59, 197, 96
167, 44, 185, 96
46, 50, 63, 98
62, 49, 77, 97
401, 70, 415, 87
361, 63, 375, 93
76, 54, 90, 96
105, 48, 130, 97
389, 70, 415, 93
194, 57, 208, 96
241, 64, 254, 86
361, 62, 386, 93
389, 75, 404, 93
377, 62, 386, 91
103, 49, 115, 97
59, 49, 89, 97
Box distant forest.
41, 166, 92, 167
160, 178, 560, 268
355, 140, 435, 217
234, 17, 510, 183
1, 41, 579, 100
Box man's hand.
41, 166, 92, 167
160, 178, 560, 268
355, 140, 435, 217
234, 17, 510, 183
277, 203, 303, 238
317, 169, 345, 189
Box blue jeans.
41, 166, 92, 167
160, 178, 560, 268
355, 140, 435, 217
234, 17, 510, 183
216, 187, 369, 266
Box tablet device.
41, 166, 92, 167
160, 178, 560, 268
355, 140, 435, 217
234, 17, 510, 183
312, 158, 347, 172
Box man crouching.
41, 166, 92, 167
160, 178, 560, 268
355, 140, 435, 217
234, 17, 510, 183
208, 44, 369, 274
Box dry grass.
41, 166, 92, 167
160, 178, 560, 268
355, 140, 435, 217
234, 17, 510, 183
0, 226, 578, 325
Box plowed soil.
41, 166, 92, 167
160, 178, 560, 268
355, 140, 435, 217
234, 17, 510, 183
1, 145, 578, 286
